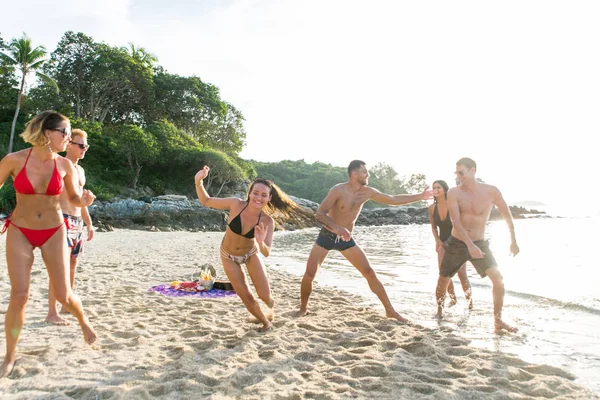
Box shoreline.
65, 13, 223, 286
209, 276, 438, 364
0, 229, 596, 399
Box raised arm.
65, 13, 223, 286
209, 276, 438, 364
315, 186, 351, 241
492, 186, 519, 256
194, 166, 239, 210
370, 186, 434, 206
254, 217, 274, 257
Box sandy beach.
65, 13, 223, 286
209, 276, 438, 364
0, 229, 596, 399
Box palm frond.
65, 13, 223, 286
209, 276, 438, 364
36, 71, 59, 94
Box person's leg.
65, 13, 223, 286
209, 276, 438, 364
438, 247, 457, 306
456, 263, 472, 309
40, 227, 97, 345
221, 256, 270, 331
485, 267, 517, 333
435, 275, 451, 318
341, 245, 409, 322
1, 226, 34, 378
299, 244, 329, 316
46, 240, 75, 324
245, 254, 274, 320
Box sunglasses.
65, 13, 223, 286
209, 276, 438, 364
254, 178, 273, 187
70, 141, 90, 150
52, 127, 72, 138
455, 169, 469, 176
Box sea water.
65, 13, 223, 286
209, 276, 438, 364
267, 209, 600, 393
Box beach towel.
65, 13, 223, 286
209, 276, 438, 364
149, 284, 237, 298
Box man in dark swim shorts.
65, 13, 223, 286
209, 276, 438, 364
435, 157, 520, 333
299, 160, 434, 323
314, 227, 357, 251
440, 236, 497, 278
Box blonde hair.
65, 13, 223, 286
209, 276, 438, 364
71, 129, 87, 140
20, 111, 69, 147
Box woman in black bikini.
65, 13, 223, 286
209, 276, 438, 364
194, 166, 315, 331
428, 180, 472, 312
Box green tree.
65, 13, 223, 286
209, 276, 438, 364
115, 124, 158, 189
198, 149, 246, 196
123, 43, 158, 68
402, 173, 428, 193
368, 162, 406, 195
46, 31, 97, 118
0, 33, 58, 153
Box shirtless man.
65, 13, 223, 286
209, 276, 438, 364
435, 157, 519, 333
46, 129, 94, 325
299, 160, 433, 322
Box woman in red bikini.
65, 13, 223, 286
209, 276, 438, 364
0, 111, 97, 377
194, 165, 316, 332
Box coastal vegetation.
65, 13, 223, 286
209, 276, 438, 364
0, 31, 424, 213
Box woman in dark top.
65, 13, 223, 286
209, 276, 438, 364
428, 180, 472, 311
195, 166, 316, 331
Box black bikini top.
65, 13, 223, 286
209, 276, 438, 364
228, 202, 262, 239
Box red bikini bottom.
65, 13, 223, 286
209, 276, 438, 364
2, 217, 69, 248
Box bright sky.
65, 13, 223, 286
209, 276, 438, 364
2, 0, 598, 205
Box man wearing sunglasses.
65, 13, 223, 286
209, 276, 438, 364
46, 129, 95, 325
435, 157, 519, 333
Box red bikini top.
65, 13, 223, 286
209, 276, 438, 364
13, 149, 64, 196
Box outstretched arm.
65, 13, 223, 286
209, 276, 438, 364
315, 186, 351, 241
492, 187, 519, 256
370, 186, 434, 206
194, 166, 238, 210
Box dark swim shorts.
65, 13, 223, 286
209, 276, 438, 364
315, 227, 356, 251
440, 235, 497, 278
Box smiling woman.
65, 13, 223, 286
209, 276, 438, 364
0, 111, 98, 378
194, 166, 317, 332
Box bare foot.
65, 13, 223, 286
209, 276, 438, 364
448, 298, 457, 308
298, 308, 309, 317
495, 320, 518, 334
467, 299, 473, 310
45, 314, 70, 326
386, 311, 410, 324
81, 321, 98, 345
435, 310, 443, 319
258, 322, 272, 333
265, 307, 275, 322
0, 357, 16, 378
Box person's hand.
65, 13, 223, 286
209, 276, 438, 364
421, 186, 435, 200
336, 226, 352, 242
195, 166, 210, 185
87, 225, 95, 241
82, 189, 96, 207
510, 242, 520, 257
254, 222, 267, 244
467, 243, 484, 259
435, 239, 444, 252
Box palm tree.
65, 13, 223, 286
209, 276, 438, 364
0, 33, 58, 153
123, 43, 158, 68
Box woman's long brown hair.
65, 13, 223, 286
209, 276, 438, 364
248, 178, 319, 229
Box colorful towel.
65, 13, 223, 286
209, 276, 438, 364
149, 284, 237, 298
